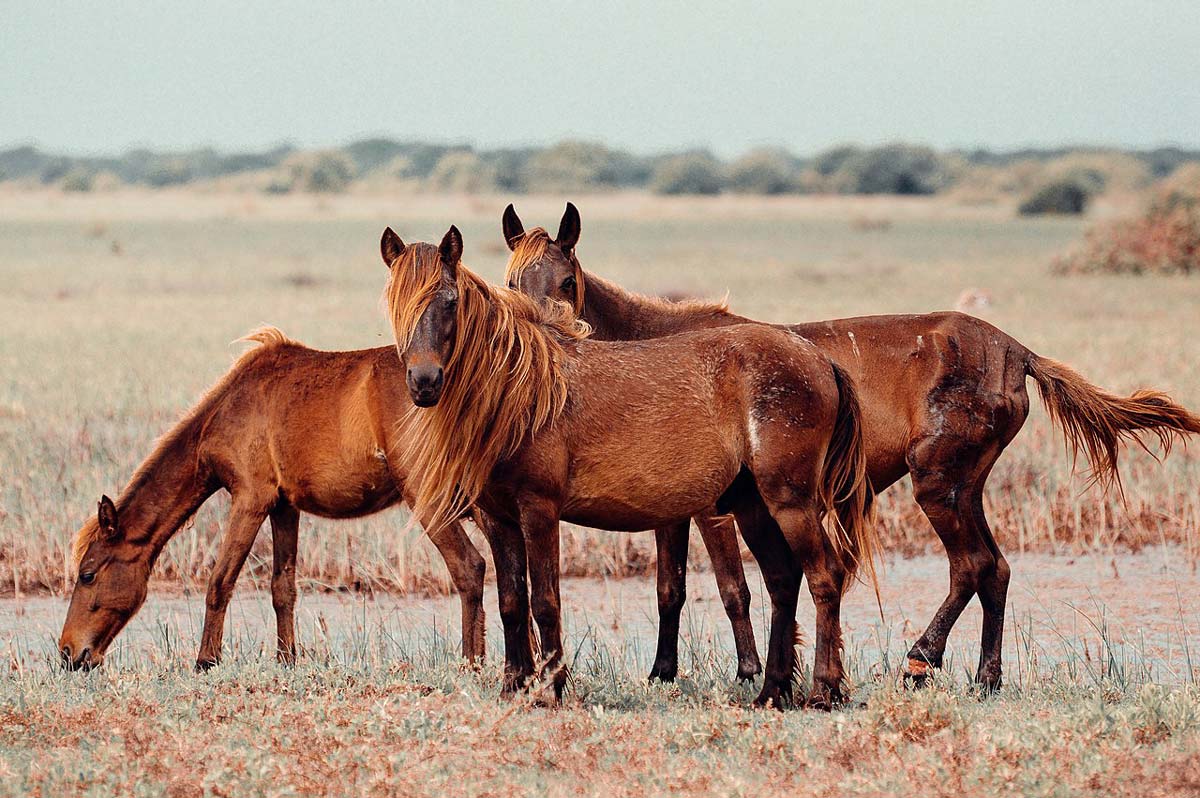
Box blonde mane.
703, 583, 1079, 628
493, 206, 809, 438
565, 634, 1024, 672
71, 326, 300, 567
384, 243, 589, 534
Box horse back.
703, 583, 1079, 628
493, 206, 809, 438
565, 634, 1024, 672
203, 343, 403, 517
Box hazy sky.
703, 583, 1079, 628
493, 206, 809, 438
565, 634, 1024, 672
4, 1, 1199, 156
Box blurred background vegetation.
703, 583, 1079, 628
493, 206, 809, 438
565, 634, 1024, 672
5, 139, 1199, 209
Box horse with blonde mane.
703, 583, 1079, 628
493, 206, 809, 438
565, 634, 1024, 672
59, 328, 488, 671
384, 224, 877, 708
502, 201, 1200, 691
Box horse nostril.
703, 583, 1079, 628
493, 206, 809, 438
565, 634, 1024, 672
60, 645, 72, 664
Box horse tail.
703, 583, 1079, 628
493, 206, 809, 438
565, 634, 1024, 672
1026, 354, 1200, 494
819, 362, 879, 594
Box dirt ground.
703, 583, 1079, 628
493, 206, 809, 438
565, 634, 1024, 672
8, 547, 1198, 683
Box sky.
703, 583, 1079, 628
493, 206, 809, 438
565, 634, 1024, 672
3, 1, 1199, 157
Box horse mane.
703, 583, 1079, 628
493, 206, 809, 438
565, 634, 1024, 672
504, 228, 731, 328
385, 243, 589, 534
582, 270, 731, 320
71, 326, 300, 566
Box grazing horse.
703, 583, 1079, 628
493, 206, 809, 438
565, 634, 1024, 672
502, 201, 1200, 690
383, 224, 877, 708
59, 328, 488, 671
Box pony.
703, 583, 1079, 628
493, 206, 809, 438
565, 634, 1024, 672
384, 224, 877, 708
59, 330, 489, 671
502, 201, 1200, 690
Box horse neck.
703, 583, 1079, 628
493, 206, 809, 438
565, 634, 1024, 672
580, 272, 749, 341
116, 420, 215, 562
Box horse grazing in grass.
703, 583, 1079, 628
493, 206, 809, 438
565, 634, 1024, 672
503, 201, 1200, 691
384, 224, 876, 708
59, 326, 488, 671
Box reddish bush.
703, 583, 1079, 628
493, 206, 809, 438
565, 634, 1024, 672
1054, 185, 1200, 275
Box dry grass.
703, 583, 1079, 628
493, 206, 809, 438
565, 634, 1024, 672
1, 189, 1198, 597
5, 627, 1200, 797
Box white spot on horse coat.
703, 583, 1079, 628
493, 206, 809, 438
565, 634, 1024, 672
847, 331, 861, 358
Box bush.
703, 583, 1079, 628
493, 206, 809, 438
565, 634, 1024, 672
145, 158, 193, 187
1053, 174, 1200, 275
425, 151, 497, 193
832, 144, 953, 195
59, 168, 94, 192
267, 150, 356, 193
727, 148, 799, 194
649, 153, 725, 195
812, 145, 861, 177
1018, 179, 1091, 215
522, 141, 636, 192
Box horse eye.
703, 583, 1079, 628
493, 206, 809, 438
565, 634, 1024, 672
79, 572, 96, 585
561, 276, 576, 292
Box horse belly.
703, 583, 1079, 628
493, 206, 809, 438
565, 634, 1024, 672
285, 455, 401, 519
563, 435, 741, 531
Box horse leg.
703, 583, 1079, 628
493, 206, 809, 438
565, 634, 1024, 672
648, 520, 689, 682
268, 502, 300, 665
763, 501, 847, 710
521, 500, 567, 701
694, 511, 761, 680
425, 517, 488, 665
904, 436, 1004, 687
474, 510, 535, 694
729, 495, 802, 709
196, 499, 270, 670
970, 485, 1011, 691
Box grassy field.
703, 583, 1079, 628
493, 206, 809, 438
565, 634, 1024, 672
5, 610, 1200, 797
1, 188, 1197, 595
3, 187, 1200, 796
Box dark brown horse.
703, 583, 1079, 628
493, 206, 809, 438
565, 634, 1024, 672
503, 201, 1200, 690
384, 225, 876, 708
59, 327, 488, 671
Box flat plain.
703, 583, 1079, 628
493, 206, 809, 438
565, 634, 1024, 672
2, 188, 1200, 796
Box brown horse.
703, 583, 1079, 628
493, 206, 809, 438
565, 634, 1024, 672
503, 201, 1200, 690
384, 225, 876, 708
59, 327, 488, 671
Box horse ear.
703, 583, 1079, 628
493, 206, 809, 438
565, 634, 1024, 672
380, 227, 406, 268
97, 495, 119, 540
556, 202, 581, 252
502, 204, 525, 251
439, 225, 463, 279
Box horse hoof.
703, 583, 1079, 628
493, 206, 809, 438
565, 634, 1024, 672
194, 658, 219, 673
752, 684, 792, 711
903, 657, 936, 688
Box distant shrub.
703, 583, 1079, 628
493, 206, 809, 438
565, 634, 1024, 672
727, 148, 799, 194
485, 149, 536, 192
650, 153, 725, 195
344, 138, 406, 174
522, 141, 636, 192
1018, 179, 1091, 215
1046, 152, 1151, 195
1054, 174, 1200, 275
425, 151, 498, 193
812, 145, 861, 177
383, 154, 418, 181
267, 150, 356, 193
832, 144, 953, 195
59, 168, 94, 192
145, 158, 193, 187
40, 157, 74, 184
